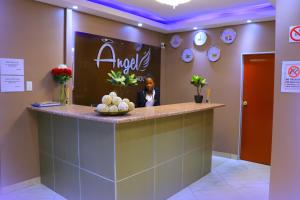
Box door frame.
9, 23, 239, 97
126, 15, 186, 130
237, 51, 275, 159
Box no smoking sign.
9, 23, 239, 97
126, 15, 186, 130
288, 65, 300, 78
289, 26, 300, 43
281, 61, 300, 93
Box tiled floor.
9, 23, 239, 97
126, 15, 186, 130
0, 184, 65, 200
169, 156, 270, 200
0, 156, 270, 200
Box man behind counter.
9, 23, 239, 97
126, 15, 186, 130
137, 75, 160, 107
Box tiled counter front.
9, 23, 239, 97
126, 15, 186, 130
37, 110, 213, 200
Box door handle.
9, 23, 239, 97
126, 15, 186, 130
243, 100, 248, 107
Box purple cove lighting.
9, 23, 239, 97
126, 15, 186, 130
184, 3, 275, 23
87, 0, 275, 25
87, 0, 168, 24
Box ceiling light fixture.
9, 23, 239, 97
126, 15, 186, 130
155, 0, 191, 9
72, 5, 78, 9
193, 27, 198, 30
138, 23, 143, 27
247, 19, 252, 23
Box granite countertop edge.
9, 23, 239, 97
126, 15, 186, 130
28, 102, 225, 124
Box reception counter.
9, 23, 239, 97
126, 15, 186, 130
30, 102, 224, 200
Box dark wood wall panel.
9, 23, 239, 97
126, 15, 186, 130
73, 32, 161, 106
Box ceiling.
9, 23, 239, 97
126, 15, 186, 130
36, 0, 276, 33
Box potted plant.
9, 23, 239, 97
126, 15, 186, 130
107, 70, 138, 95
107, 70, 138, 87
190, 74, 207, 103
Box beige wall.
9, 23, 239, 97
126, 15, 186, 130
269, 0, 300, 199
0, 1, 164, 187
164, 22, 275, 155
0, 0, 65, 187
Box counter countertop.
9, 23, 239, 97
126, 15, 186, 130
29, 102, 224, 124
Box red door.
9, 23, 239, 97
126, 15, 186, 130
241, 54, 275, 165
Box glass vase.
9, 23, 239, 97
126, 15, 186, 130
59, 83, 68, 105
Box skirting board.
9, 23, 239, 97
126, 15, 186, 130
0, 177, 40, 194
213, 151, 239, 160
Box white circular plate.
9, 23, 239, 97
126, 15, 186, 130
181, 49, 194, 63
170, 34, 182, 48
207, 46, 221, 62
194, 31, 207, 46
220, 28, 237, 44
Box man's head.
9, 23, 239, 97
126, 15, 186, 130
144, 75, 155, 92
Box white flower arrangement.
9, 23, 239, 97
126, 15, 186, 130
118, 102, 129, 112
109, 105, 118, 113
96, 104, 109, 112
123, 98, 130, 104
112, 96, 122, 106
102, 95, 112, 105
128, 102, 135, 111
97, 92, 135, 114
109, 91, 117, 98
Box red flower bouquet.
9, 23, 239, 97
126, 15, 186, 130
51, 64, 72, 84
51, 64, 72, 104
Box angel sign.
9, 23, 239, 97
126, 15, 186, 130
94, 39, 151, 74
138, 49, 151, 72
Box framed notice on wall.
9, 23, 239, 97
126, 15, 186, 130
73, 32, 161, 106
0, 58, 25, 92
281, 61, 300, 93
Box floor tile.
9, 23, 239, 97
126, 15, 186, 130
0, 185, 66, 200
167, 188, 197, 200
0, 156, 270, 200
168, 156, 270, 200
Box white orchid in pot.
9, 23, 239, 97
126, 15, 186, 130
190, 74, 207, 103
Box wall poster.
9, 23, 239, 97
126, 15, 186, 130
73, 32, 161, 106
0, 58, 25, 92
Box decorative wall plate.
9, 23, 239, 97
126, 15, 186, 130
194, 31, 207, 46
170, 34, 182, 48
207, 46, 221, 62
181, 48, 194, 63
220, 28, 237, 44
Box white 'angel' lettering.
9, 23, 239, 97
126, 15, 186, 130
94, 41, 151, 74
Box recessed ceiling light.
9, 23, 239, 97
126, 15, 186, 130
155, 0, 191, 9
247, 20, 252, 23
193, 27, 198, 30
72, 5, 78, 9
138, 23, 143, 27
